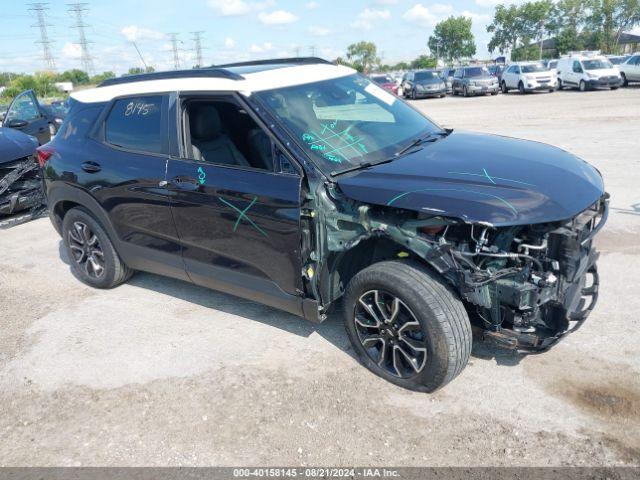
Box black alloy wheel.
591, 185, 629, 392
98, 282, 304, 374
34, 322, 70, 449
354, 289, 427, 379
68, 220, 106, 280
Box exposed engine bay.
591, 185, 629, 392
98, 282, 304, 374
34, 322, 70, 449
304, 183, 608, 352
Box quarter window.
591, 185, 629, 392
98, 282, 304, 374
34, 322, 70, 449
105, 95, 165, 154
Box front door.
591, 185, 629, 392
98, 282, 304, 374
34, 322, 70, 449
166, 94, 304, 306
3, 90, 50, 144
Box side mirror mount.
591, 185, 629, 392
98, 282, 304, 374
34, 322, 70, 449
7, 119, 28, 129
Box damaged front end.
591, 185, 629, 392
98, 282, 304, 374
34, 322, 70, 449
305, 183, 608, 352
0, 155, 45, 217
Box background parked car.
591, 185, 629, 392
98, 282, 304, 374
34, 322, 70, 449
557, 53, 622, 91
370, 74, 399, 95
618, 53, 640, 85
501, 62, 557, 94
2, 89, 59, 144
488, 64, 505, 83
0, 126, 42, 216
440, 67, 456, 93
452, 66, 499, 97
607, 55, 631, 65
402, 70, 447, 99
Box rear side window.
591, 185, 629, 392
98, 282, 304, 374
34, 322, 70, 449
105, 95, 165, 154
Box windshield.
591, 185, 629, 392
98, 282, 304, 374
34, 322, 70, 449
582, 58, 613, 70
371, 75, 393, 84
465, 67, 489, 77
414, 71, 438, 81
254, 74, 439, 174
521, 63, 547, 73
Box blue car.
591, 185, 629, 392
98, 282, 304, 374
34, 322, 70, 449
41, 58, 607, 391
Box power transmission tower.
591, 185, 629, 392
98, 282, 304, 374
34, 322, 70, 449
308, 45, 317, 57
28, 3, 56, 71
168, 33, 181, 70
191, 31, 205, 68
68, 3, 94, 75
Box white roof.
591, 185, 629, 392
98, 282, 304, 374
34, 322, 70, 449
71, 63, 356, 104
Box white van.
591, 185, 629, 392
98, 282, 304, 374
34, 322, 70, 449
557, 52, 622, 91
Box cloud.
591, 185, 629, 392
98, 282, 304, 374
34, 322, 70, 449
306, 1, 319, 8
258, 10, 299, 25
62, 42, 82, 59
461, 10, 490, 23
224, 37, 236, 48
351, 8, 391, 30
249, 42, 274, 53
402, 4, 438, 27
207, 0, 275, 16
375, 0, 398, 4
309, 26, 331, 36
120, 25, 165, 42
432, 3, 454, 15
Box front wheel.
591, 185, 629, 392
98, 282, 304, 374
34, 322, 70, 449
62, 207, 133, 289
557, 79, 563, 90
411, 89, 417, 100
518, 81, 525, 94
621, 73, 628, 87
343, 261, 472, 392
501, 81, 508, 93
579, 80, 588, 91
463, 86, 469, 97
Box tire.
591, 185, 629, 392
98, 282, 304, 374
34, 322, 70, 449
463, 85, 469, 97
621, 73, 628, 87
518, 81, 525, 94
579, 80, 587, 92
62, 207, 133, 289
501, 81, 508, 94
557, 79, 563, 90
548, 88, 555, 93
411, 89, 417, 100
343, 261, 472, 392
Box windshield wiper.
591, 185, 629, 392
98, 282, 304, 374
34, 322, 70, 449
330, 129, 452, 178
395, 129, 451, 157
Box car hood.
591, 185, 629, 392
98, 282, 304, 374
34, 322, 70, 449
587, 67, 620, 76
0, 127, 38, 164
336, 131, 605, 226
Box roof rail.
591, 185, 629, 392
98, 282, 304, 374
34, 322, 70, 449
98, 68, 244, 88
216, 57, 333, 68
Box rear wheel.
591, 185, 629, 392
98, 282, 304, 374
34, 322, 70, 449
62, 207, 133, 289
343, 261, 472, 392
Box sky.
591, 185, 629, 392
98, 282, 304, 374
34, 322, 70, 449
3, 0, 520, 75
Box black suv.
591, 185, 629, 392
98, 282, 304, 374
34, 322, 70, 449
41, 58, 608, 392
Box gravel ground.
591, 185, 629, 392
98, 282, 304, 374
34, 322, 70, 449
0, 87, 639, 467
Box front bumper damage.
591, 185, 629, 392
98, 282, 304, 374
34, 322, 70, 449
308, 184, 608, 352
0, 156, 45, 217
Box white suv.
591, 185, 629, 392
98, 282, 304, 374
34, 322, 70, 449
557, 53, 622, 91
501, 62, 557, 94
618, 53, 640, 86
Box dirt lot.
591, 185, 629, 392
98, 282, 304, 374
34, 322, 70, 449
1, 87, 639, 467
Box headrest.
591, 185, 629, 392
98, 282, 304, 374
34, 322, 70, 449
190, 105, 222, 141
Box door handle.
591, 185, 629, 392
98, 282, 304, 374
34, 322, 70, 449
81, 161, 101, 173
170, 176, 201, 191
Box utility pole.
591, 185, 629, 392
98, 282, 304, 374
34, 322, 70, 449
191, 31, 205, 68
28, 3, 56, 71
309, 45, 316, 57
168, 33, 181, 70
68, 3, 94, 75
294, 46, 301, 58
132, 41, 149, 71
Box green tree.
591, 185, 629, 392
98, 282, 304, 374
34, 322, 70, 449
90, 71, 116, 84
57, 69, 90, 85
410, 55, 437, 69
346, 41, 380, 73
126, 66, 155, 76
548, 0, 589, 54
428, 16, 476, 62
487, 4, 521, 54
586, 0, 640, 53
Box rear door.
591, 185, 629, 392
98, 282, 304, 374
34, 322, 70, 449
2, 90, 51, 144
630, 55, 640, 80
166, 93, 304, 304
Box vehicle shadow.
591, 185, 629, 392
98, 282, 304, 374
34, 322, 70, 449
57, 240, 524, 366
611, 202, 640, 217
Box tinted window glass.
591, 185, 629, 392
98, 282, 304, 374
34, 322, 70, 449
105, 96, 164, 154
7, 92, 40, 122
414, 71, 438, 81
464, 67, 489, 77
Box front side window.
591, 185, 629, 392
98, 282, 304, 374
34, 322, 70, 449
573, 61, 582, 73
254, 74, 440, 175
6, 92, 40, 123
105, 95, 164, 154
